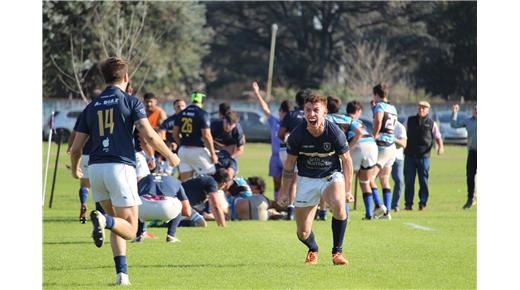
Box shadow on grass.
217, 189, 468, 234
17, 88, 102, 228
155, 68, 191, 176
43, 241, 94, 245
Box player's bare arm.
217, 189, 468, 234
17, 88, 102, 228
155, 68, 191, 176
349, 126, 363, 148
208, 192, 226, 227
278, 127, 287, 142
69, 132, 89, 179
172, 125, 182, 145
372, 111, 383, 139
136, 118, 180, 167
252, 81, 271, 117
395, 137, 407, 149
278, 154, 297, 207
201, 128, 219, 164
339, 151, 354, 202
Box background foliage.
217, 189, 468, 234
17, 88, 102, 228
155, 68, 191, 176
43, 1, 476, 102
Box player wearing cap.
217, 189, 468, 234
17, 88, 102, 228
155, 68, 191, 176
173, 92, 218, 181
278, 94, 354, 266
370, 84, 398, 219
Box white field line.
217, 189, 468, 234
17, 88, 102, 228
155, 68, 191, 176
403, 222, 434, 231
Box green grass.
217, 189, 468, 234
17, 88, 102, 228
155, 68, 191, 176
43, 143, 476, 289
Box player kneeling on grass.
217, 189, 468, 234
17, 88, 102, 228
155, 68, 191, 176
278, 94, 354, 266
133, 174, 191, 243
179, 168, 231, 227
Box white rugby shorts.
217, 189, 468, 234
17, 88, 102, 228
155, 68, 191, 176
88, 163, 142, 207
178, 146, 216, 175
135, 151, 150, 179
351, 141, 378, 172
294, 172, 344, 207
80, 155, 89, 179
377, 143, 396, 168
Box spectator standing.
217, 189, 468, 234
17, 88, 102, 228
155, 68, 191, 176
403, 101, 444, 211
390, 121, 407, 212
451, 104, 477, 209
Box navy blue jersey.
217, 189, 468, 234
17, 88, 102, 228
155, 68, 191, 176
182, 175, 218, 205
174, 104, 210, 147
75, 86, 147, 166
281, 109, 305, 133
286, 119, 349, 178
160, 114, 178, 143
73, 112, 93, 155
137, 174, 187, 201
373, 101, 398, 146
215, 150, 238, 172
210, 119, 245, 147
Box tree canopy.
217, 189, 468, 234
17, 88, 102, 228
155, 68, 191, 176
43, 1, 477, 102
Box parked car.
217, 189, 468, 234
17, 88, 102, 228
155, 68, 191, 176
210, 109, 271, 142
433, 111, 468, 145
42, 109, 82, 143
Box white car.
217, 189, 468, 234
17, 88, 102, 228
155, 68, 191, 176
42, 109, 82, 143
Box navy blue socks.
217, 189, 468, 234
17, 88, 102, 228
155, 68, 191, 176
383, 188, 392, 213
79, 187, 88, 204
167, 214, 183, 237
114, 256, 128, 274
104, 214, 115, 230
372, 187, 382, 207
298, 231, 319, 252
363, 192, 374, 219
331, 217, 348, 254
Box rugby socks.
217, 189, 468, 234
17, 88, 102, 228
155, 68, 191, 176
274, 191, 279, 201
114, 256, 128, 274
317, 209, 327, 220
382, 188, 392, 213
372, 187, 382, 207
167, 214, 183, 237
79, 187, 88, 204
287, 204, 295, 219
298, 231, 319, 253
104, 214, 115, 230
136, 220, 145, 237
331, 217, 348, 254
363, 193, 374, 219
95, 202, 105, 214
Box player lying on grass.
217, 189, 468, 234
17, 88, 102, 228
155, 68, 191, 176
278, 93, 354, 266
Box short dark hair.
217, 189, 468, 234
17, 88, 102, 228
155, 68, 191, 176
304, 94, 327, 106
346, 100, 363, 115
143, 92, 156, 101
373, 83, 389, 99
213, 168, 231, 184
247, 176, 266, 194
326, 96, 341, 114
295, 88, 313, 108
219, 102, 231, 116
279, 100, 292, 113
101, 57, 128, 84
173, 98, 186, 106
223, 111, 240, 124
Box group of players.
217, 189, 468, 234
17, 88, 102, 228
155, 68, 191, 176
68, 56, 402, 285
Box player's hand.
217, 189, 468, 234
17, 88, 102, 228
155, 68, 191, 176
437, 146, 444, 155
211, 153, 219, 164
452, 104, 459, 113
72, 167, 83, 179
168, 153, 181, 167
252, 82, 260, 95
277, 190, 289, 207
148, 159, 157, 170
345, 192, 354, 203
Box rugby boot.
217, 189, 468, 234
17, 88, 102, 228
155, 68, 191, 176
332, 252, 349, 266
79, 204, 87, 224
304, 251, 318, 264
90, 210, 106, 248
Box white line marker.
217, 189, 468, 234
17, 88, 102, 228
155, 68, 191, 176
403, 222, 434, 231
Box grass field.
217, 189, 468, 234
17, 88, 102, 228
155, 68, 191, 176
42, 143, 476, 289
